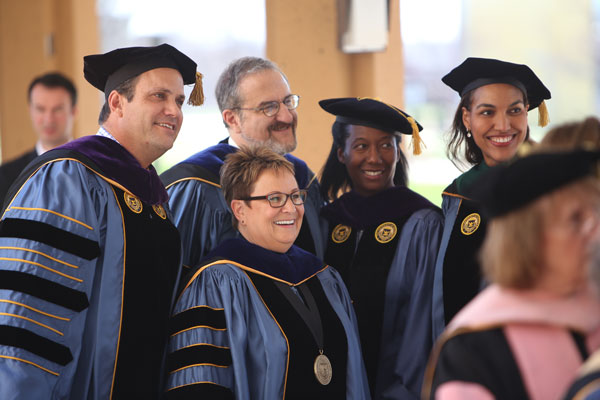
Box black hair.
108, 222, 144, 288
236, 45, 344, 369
319, 121, 408, 201
28, 72, 77, 106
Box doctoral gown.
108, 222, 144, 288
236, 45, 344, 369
424, 285, 600, 400
160, 141, 326, 271
321, 186, 443, 399
564, 350, 600, 400
0, 135, 182, 399
432, 163, 489, 339
165, 237, 370, 399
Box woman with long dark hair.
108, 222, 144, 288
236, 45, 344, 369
319, 97, 443, 399
432, 58, 551, 339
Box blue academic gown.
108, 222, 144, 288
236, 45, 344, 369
0, 136, 182, 399
321, 186, 444, 399
165, 238, 370, 399
160, 141, 327, 270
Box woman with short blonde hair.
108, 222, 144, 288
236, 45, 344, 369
165, 145, 369, 399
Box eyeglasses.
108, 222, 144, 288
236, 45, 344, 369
233, 94, 300, 117
241, 189, 307, 208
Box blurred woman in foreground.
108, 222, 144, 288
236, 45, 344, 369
424, 144, 600, 399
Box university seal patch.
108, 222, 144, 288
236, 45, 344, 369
332, 224, 351, 243
152, 204, 167, 219
375, 222, 397, 244
124, 192, 143, 214
461, 213, 481, 235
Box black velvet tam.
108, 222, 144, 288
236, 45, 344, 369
442, 57, 551, 110
318, 97, 423, 135
466, 150, 600, 218
84, 43, 197, 96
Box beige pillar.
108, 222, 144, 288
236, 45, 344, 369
266, 0, 404, 173
0, 0, 99, 162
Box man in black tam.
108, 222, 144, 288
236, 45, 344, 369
0, 43, 203, 399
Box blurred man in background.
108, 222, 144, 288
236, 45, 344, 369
0, 72, 77, 201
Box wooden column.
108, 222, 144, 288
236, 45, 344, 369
0, 0, 99, 162
266, 0, 404, 172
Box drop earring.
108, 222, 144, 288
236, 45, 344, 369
466, 130, 472, 138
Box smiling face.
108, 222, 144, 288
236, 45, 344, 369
337, 125, 400, 197
233, 168, 304, 253
462, 83, 529, 166
109, 67, 185, 167
225, 69, 297, 155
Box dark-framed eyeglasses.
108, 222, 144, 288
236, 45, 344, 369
240, 189, 307, 208
232, 94, 300, 117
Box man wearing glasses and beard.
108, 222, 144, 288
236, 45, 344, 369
161, 57, 325, 272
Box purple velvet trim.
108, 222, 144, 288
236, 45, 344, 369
59, 136, 168, 205
206, 237, 323, 284
320, 186, 437, 229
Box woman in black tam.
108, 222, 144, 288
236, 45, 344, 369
319, 97, 444, 399
432, 58, 552, 339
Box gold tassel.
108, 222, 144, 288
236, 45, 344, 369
537, 100, 549, 127
408, 117, 423, 155
359, 96, 425, 155
187, 71, 205, 106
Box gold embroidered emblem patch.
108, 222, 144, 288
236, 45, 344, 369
332, 224, 351, 243
124, 193, 143, 214
152, 204, 167, 220
375, 222, 397, 244
461, 213, 481, 235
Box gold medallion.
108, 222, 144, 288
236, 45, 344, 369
461, 213, 481, 235
314, 353, 332, 385
124, 193, 143, 214
331, 224, 351, 243
152, 204, 167, 220
375, 222, 397, 244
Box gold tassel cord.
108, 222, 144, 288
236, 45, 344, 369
188, 71, 205, 106
537, 100, 549, 127
408, 117, 423, 155
357, 97, 425, 155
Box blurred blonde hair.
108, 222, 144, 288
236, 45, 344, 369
482, 176, 600, 288
539, 116, 600, 151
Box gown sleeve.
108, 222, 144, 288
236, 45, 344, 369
166, 262, 256, 400
378, 207, 444, 399
0, 160, 106, 398
303, 171, 328, 259
166, 179, 237, 269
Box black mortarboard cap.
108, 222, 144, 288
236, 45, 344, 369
442, 57, 551, 126
84, 43, 204, 105
466, 150, 600, 218
319, 97, 425, 155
